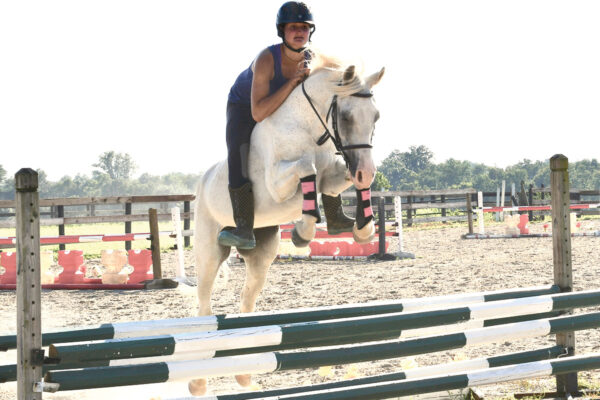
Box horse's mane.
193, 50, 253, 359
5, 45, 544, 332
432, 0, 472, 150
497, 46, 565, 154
306, 51, 366, 97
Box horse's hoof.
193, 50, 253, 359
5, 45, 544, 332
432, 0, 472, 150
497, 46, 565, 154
292, 227, 311, 247
353, 222, 376, 244
188, 378, 208, 396
235, 374, 252, 387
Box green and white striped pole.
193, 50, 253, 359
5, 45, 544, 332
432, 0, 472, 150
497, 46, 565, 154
42, 311, 600, 391
46, 289, 600, 365
0, 284, 559, 351
224, 353, 600, 400
166, 346, 567, 400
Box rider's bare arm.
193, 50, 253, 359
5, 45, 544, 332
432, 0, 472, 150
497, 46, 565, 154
250, 49, 309, 123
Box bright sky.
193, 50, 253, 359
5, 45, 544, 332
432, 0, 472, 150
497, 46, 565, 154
1, 1, 599, 181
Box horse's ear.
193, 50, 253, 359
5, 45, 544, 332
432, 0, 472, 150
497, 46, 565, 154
342, 65, 356, 84
366, 67, 385, 88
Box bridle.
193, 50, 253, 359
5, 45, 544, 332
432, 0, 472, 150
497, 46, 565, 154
301, 80, 373, 168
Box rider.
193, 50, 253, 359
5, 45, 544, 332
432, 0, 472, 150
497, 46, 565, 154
218, 1, 355, 250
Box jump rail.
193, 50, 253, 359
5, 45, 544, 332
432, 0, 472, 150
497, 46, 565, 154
41, 311, 600, 391
0, 284, 559, 351
45, 289, 600, 367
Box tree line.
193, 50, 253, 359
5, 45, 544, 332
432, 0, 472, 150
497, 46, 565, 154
374, 145, 600, 192
0, 151, 202, 200
1, 148, 599, 199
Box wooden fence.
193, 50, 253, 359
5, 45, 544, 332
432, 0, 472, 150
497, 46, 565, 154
0, 195, 194, 249
1, 187, 597, 250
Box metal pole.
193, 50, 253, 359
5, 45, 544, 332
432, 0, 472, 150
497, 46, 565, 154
57, 205, 65, 251
184, 200, 191, 248
125, 203, 132, 251
466, 193, 473, 235
378, 197, 385, 258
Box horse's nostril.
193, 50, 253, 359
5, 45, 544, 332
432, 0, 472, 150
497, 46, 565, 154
357, 171, 363, 183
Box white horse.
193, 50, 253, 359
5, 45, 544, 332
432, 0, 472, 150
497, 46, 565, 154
190, 58, 384, 395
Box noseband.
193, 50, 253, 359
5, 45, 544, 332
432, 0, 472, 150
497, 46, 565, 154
301, 81, 373, 167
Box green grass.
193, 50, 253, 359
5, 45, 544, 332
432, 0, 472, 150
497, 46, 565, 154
0, 221, 181, 258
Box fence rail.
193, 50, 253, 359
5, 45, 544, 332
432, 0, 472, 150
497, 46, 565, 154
1, 187, 598, 249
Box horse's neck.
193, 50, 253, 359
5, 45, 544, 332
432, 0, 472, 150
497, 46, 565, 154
251, 71, 337, 170
271, 72, 334, 137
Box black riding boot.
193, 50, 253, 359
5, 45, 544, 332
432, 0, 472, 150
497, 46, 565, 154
322, 193, 355, 235
218, 183, 256, 249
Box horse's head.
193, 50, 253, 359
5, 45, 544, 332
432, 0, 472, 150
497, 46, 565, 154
332, 65, 385, 190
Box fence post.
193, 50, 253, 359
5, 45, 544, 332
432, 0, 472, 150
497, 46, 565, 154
440, 194, 446, 223
407, 196, 413, 227
528, 184, 534, 221
466, 193, 473, 234
148, 208, 162, 279
550, 154, 577, 394
184, 200, 191, 248
125, 203, 132, 251
15, 169, 42, 400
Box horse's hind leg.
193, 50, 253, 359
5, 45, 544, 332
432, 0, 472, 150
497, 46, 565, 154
234, 225, 280, 387
237, 225, 280, 312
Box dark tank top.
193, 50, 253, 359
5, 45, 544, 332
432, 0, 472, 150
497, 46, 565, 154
228, 44, 310, 104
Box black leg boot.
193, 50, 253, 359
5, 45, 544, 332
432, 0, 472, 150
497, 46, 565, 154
218, 182, 256, 249
322, 194, 355, 235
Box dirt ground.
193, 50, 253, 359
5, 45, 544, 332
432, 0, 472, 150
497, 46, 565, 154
1, 219, 600, 399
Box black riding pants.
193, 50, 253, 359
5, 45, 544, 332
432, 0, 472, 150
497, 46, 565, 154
226, 101, 257, 189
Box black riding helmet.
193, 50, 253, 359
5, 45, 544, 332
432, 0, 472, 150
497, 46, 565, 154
276, 2, 315, 52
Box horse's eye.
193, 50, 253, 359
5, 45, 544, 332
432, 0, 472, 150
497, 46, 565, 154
341, 112, 352, 122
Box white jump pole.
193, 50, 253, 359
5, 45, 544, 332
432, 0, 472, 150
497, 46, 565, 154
171, 207, 192, 286
394, 196, 415, 259
394, 196, 404, 253
477, 191, 485, 234
500, 180, 506, 222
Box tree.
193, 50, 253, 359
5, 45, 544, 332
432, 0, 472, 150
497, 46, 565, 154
402, 145, 433, 173
0, 164, 6, 184
378, 150, 419, 190
371, 171, 391, 191
93, 151, 137, 180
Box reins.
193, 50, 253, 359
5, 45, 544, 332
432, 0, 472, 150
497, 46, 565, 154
301, 80, 373, 167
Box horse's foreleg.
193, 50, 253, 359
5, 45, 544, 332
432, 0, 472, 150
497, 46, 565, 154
234, 226, 280, 387
353, 188, 376, 244
320, 161, 375, 243
266, 155, 316, 203
318, 159, 353, 196
291, 173, 322, 247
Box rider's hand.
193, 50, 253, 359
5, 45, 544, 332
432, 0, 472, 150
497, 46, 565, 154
290, 65, 310, 87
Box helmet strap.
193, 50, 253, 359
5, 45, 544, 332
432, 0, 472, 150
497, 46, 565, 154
283, 40, 305, 53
